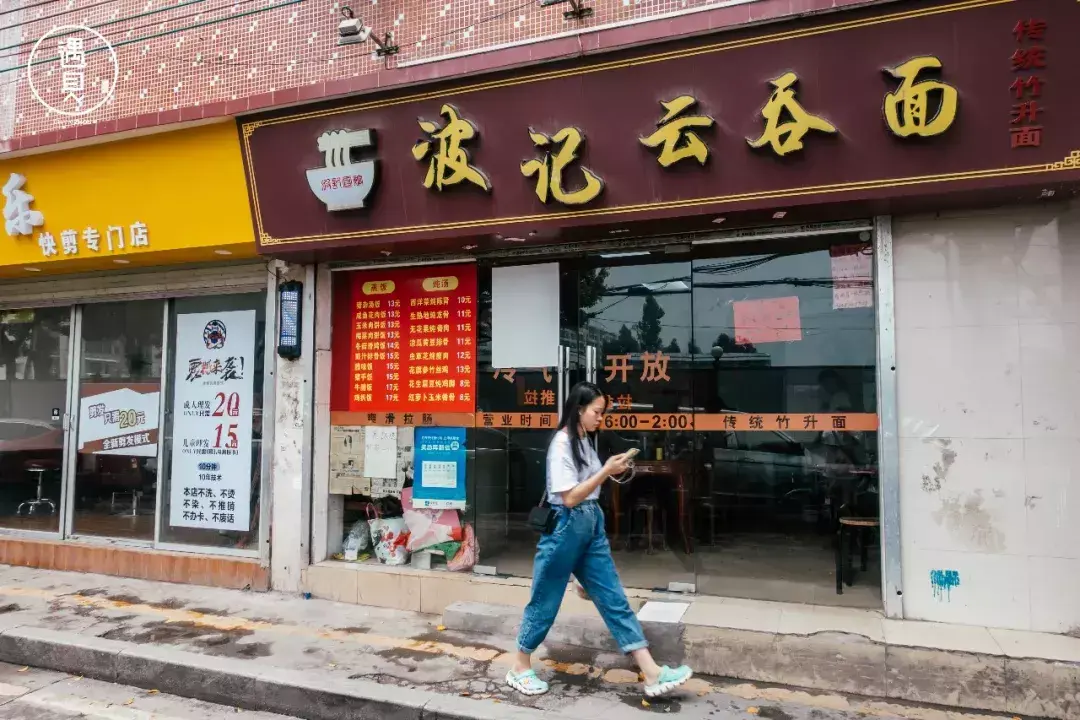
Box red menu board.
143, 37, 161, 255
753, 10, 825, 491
344, 264, 477, 414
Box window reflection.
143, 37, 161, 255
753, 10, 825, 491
73, 301, 164, 540
691, 240, 879, 606
371, 237, 881, 606
0, 308, 69, 532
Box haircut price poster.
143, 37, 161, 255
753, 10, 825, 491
168, 310, 256, 531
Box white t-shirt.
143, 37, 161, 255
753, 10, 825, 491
547, 429, 602, 505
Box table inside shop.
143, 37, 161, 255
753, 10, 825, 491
610, 460, 692, 555
812, 464, 879, 519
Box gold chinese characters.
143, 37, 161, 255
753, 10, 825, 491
747, 72, 837, 157
521, 127, 604, 206
640, 95, 715, 167
883, 56, 958, 138
412, 104, 491, 192
408, 56, 960, 200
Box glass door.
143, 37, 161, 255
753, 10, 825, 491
70, 301, 165, 540
573, 257, 697, 592
472, 262, 582, 575
0, 307, 72, 533
473, 256, 696, 592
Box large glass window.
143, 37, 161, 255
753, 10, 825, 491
73, 301, 164, 539
690, 239, 879, 606
0, 308, 70, 532
0, 290, 268, 556
324, 232, 882, 607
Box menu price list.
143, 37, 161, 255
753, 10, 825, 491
348, 264, 477, 415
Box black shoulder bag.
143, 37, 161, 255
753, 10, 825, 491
528, 493, 557, 535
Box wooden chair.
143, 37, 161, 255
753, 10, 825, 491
836, 516, 879, 594
626, 496, 667, 555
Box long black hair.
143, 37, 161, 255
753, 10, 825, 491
556, 381, 607, 471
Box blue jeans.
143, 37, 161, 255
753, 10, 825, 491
517, 501, 648, 655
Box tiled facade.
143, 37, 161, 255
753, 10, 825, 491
895, 202, 1080, 634
0, 0, 886, 154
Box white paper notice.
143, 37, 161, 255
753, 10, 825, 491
168, 310, 257, 532
492, 263, 560, 369
363, 426, 398, 479
830, 245, 873, 310
330, 425, 368, 495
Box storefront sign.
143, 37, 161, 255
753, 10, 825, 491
331, 264, 478, 416
308, 129, 377, 211
1010, 17, 1046, 150
2, 172, 153, 257
169, 310, 257, 531
77, 385, 159, 456
242, 0, 1079, 252
413, 427, 467, 509
0, 123, 256, 277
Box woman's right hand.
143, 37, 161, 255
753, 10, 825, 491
603, 453, 630, 477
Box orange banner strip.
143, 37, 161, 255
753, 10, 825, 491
329, 410, 878, 432
694, 412, 878, 432
330, 411, 475, 428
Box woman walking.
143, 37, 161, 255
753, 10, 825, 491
506, 381, 693, 698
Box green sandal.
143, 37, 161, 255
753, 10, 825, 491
506, 668, 549, 696
644, 665, 693, 698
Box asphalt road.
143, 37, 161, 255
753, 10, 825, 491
0, 661, 296, 720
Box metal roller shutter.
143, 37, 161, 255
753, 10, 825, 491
0, 261, 271, 309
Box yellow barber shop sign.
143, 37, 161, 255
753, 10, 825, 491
0, 122, 256, 278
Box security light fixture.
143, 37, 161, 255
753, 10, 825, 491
539, 0, 593, 20
338, 6, 399, 56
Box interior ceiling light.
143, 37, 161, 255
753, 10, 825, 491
599, 250, 650, 259
772, 211, 787, 219
23, 266, 41, 272
712, 217, 726, 224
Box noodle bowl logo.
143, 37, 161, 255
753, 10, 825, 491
27, 25, 119, 118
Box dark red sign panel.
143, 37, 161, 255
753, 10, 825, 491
242, 0, 1080, 253
331, 264, 477, 414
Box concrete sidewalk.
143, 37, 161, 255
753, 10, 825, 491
0, 564, 1055, 720
444, 596, 1080, 720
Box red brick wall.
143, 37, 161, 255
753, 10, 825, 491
1, 0, 891, 154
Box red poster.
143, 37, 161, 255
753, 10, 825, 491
339, 264, 477, 415
734, 297, 802, 345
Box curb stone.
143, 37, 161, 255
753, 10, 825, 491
0, 623, 565, 720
